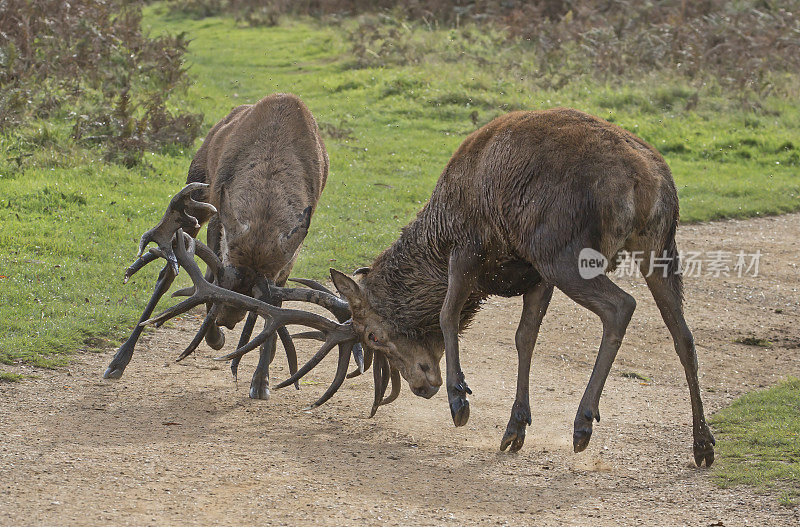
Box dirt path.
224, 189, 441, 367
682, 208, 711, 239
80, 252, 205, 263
2, 214, 799, 526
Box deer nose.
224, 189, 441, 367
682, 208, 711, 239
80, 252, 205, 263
411, 383, 440, 399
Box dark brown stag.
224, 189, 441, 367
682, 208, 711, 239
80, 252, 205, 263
104, 93, 338, 400
145, 108, 715, 466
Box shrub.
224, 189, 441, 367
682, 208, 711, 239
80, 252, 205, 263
167, 1, 800, 97
0, 0, 203, 165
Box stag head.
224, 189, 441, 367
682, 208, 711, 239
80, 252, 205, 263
213, 187, 313, 330
329, 269, 443, 399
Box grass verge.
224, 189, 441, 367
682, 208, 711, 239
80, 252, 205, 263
711, 378, 800, 506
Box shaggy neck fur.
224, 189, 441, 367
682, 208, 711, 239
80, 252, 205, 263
361, 199, 485, 342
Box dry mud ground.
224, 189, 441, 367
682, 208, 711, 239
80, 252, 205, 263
2, 214, 800, 526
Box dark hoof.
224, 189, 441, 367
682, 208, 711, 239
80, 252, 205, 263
450, 396, 470, 427
500, 423, 526, 452
573, 408, 598, 453
573, 426, 592, 453
500, 406, 531, 453
693, 431, 716, 467
448, 380, 471, 427
205, 325, 225, 351
103, 365, 125, 379
249, 383, 271, 400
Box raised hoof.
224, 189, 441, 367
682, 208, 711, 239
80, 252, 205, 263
103, 364, 125, 379
450, 396, 470, 427
693, 431, 716, 467
573, 408, 598, 453
205, 325, 225, 351
249, 383, 271, 400
573, 426, 592, 453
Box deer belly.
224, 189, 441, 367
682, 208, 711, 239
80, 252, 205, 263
480, 259, 542, 297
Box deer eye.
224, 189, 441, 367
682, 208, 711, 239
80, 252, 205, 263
368, 332, 379, 343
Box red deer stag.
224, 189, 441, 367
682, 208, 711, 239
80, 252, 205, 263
142, 108, 715, 466
104, 93, 343, 400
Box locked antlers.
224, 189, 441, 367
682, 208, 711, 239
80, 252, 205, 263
140, 230, 361, 409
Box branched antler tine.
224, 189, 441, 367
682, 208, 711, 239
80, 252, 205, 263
171, 286, 196, 298
353, 343, 365, 373
274, 339, 338, 390
369, 350, 386, 418
141, 230, 355, 387
277, 326, 300, 390
379, 367, 401, 407
123, 250, 161, 284
291, 330, 327, 341
176, 305, 219, 362
306, 342, 353, 409
140, 232, 207, 327
288, 278, 335, 296
141, 296, 203, 328
135, 183, 215, 274
270, 286, 351, 322
193, 238, 222, 276
231, 311, 258, 380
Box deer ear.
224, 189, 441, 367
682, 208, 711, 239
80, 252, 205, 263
278, 206, 312, 258
330, 268, 363, 310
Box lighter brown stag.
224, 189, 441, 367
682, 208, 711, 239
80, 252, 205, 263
104, 93, 331, 400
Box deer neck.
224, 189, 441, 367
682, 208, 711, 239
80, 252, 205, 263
362, 205, 478, 340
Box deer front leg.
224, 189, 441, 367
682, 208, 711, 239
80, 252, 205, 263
500, 282, 553, 452
440, 249, 480, 427
104, 263, 176, 379
249, 280, 284, 400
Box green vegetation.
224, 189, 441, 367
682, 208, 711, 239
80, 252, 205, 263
0, 3, 798, 375
735, 336, 773, 348
0, 372, 24, 383
711, 378, 800, 505
620, 371, 650, 382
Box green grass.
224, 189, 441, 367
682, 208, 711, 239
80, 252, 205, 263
711, 378, 800, 506
0, 372, 24, 383
1, 5, 799, 373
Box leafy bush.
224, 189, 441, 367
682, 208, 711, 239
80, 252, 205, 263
0, 0, 203, 165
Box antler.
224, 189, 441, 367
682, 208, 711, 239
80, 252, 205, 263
368, 351, 401, 417
136, 182, 217, 274
141, 230, 359, 408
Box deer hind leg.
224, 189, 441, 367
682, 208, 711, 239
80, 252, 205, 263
500, 281, 554, 453
639, 249, 715, 467
540, 247, 636, 453
249, 328, 277, 400
248, 277, 288, 400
